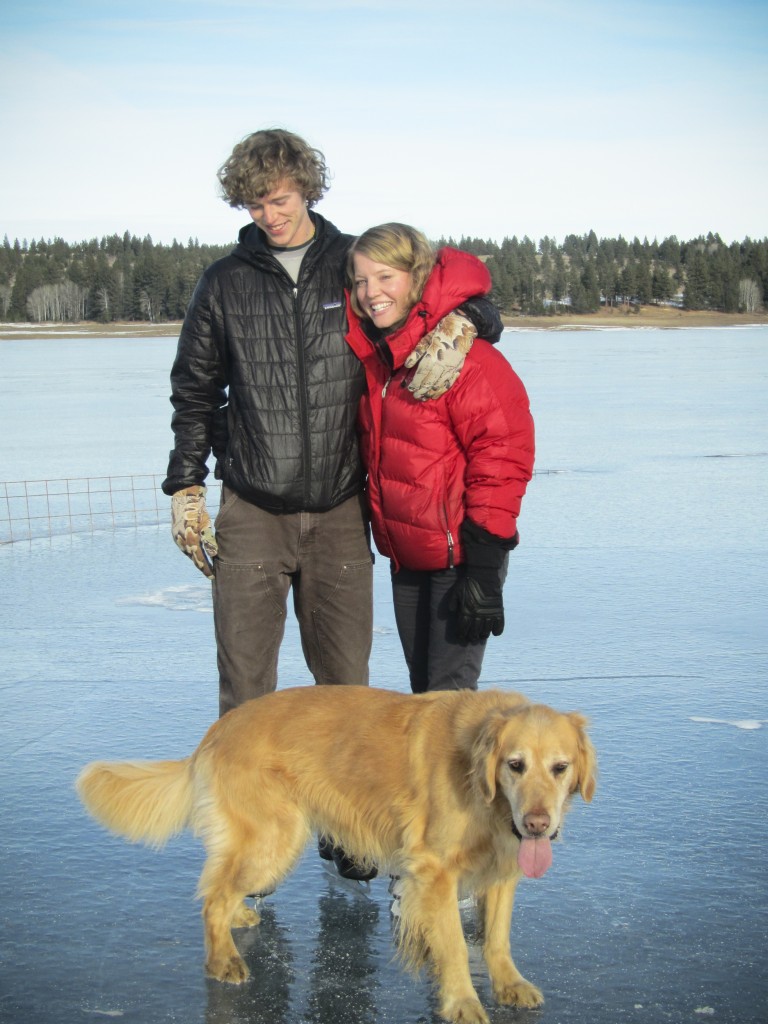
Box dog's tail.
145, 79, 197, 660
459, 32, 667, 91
76, 757, 194, 849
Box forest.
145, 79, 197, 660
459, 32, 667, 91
1, 229, 766, 323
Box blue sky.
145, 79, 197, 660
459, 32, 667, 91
1, 0, 767, 246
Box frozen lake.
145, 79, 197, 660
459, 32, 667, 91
1, 327, 766, 1024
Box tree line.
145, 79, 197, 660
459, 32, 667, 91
0, 233, 231, 324
436, 231, 767, 315
1, 229, 766, 323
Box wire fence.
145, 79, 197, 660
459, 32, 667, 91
0, 475, 221, 545
2, 470, 552, 546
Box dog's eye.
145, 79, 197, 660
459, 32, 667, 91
507, 758, 525, 774
552, 762, 569, 776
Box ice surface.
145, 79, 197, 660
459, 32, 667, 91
1, 329, 766, 1024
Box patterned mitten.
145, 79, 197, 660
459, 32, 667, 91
403, 312, 476, 401
171, 486, 218, 578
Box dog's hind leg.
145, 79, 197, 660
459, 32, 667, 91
481, 879, 543, 1008
198, 808, 310, 984
201, 878, 252, 984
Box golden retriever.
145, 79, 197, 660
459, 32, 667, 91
76, 686, 596, 1024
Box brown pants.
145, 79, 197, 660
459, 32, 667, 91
212, 490, 373, 716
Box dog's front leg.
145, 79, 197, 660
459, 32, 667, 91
402, 869, 489, 1024
482, 878, 543, 1008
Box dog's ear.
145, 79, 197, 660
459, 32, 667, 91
568, 712, 597, 803
471, 711, 509, 804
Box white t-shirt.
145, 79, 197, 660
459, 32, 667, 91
270, 237, 315, 283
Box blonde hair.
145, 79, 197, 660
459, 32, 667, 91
218, 129, 330, 208
348, 223, 436, 319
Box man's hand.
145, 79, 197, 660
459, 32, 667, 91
171, 485, 218, 578
404, 311, 476, 401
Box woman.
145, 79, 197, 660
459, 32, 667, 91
345, 223, 535, 692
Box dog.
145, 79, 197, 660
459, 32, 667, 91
76, 686, 596, 1024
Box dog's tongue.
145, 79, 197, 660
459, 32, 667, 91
517, 837, 553, 878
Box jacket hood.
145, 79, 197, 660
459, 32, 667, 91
347, 247, 492, 369
232, 211, 340, 264
417, 247, 492, 326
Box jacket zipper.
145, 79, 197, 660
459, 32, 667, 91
441, 463, 455, 568
375, 371, 399, 566
446, 525, 455, 568
292, 283, 312, 506
242, 243, 316, 506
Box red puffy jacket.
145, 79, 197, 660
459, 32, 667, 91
345, 247, 535, 571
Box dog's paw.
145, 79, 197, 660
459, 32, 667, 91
206, 954, 250, 985
440, 995, 490, 1024
231, 902, 260, 929
493, 977, 544, 1008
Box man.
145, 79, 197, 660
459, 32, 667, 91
161, 130, 498, 875
164, 131, 373, 719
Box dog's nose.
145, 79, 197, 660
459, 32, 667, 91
523, 810, 550, 836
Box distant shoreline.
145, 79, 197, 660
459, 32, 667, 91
501, 307, 768, 331
0, 322, 183, 340
1, 307, 767, 340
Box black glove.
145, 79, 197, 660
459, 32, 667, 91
450, 520, 518, 643
450, 569, 504, 643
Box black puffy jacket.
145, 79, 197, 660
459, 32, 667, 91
162, 213, 367, 513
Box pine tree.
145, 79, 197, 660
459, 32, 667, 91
684, 250, 709, 309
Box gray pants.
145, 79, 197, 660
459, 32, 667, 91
392, 566, 488, 693
213, 490, 373, 716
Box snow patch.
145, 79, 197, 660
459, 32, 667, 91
690, 716, 765, 731
116, 583, 212, 613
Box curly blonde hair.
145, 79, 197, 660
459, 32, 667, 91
217, 129, 330, 208
348, 223, 436, 319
